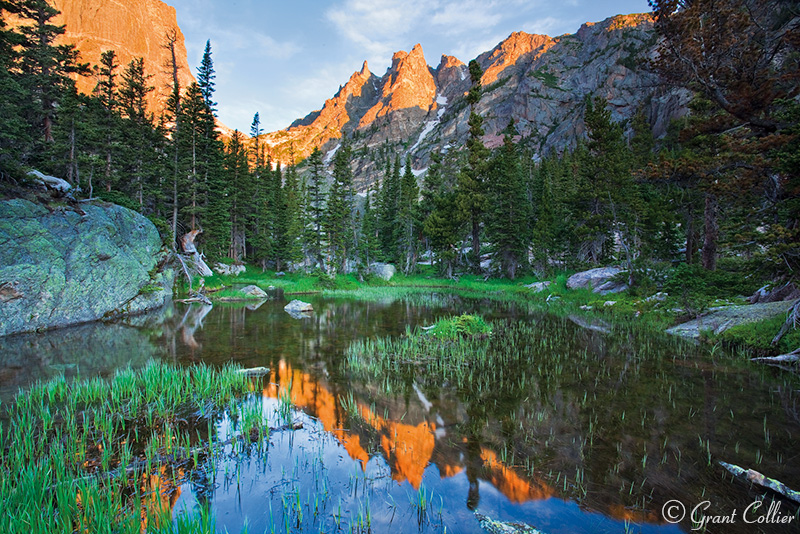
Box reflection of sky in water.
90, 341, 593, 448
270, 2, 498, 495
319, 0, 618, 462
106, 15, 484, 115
165, 360, 687, 534
6, 295, 800, 533
172, 398, 684, 534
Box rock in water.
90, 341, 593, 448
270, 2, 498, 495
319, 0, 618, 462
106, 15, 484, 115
566, 267, 628, 294
474, 512, 544, 534
284, 299, 313, 319
369, 262, 396, 281
0, 199, 173, 337
239, 285, 268, 299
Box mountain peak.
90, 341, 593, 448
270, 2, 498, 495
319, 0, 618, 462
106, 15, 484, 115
360, 60, 370, 76
358, 43, 436, 128
478, 31, 555, 85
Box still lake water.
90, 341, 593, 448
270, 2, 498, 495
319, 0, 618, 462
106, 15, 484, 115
1, 293, 798, 533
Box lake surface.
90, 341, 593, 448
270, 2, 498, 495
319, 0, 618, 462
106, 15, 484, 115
1, 293, 798, 533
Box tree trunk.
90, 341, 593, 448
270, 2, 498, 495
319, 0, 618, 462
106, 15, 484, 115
685, 209, 695, 264
472, 216, 480, 270
702, 193, 718, 270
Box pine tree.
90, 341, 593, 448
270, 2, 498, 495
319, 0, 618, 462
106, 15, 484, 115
423, 151, 463, 278
305, 147, 326, 270
360, 183, 380, 270
93, 50, 119, 191
324, 141, 354, 274
13, 0, 87, 160
117, 57, 155, 208
225, 130, 251, 261
197, 40, 216, 112
177, 82, 208, 231
457, 59, 489, 271
280, 163, 304, 269
572, 96, 637, 265
398, 157, 419, 274
486, 121, 528, 279
378, 155, 401, 261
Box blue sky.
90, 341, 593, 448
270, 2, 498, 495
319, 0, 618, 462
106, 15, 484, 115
164, 0, 652, 133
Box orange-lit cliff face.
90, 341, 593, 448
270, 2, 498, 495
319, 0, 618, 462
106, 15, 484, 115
477, 31, 555, 86
47, 0, 196, 116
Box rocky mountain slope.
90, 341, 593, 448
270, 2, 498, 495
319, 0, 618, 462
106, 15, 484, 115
264, 13, 688, 191
11, 0, 197, 118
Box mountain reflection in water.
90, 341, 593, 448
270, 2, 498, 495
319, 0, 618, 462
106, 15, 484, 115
3, 295, 798, 533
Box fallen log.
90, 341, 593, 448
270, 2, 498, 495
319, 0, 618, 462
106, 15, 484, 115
719, 461, 800, 504
751, 348, 800, 365
772, 299, 800, 346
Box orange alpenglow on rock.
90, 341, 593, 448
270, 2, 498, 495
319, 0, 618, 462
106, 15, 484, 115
43, 0, 195, 114
478, 32, 555, 86
359, 43, 438, 127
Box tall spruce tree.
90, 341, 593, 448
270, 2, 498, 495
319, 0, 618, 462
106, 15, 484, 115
398, 157, 419, 274
14, 0, 86, 160
457, 60, 489, 271
486, 122, 528, 279
423, 151, 462, 278
325, 141, 354, 274
305, 147, 326, 270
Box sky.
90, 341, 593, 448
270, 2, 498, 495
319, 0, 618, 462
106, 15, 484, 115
164, 0, 652, 133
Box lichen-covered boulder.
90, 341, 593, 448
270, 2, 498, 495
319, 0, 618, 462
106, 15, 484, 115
566, 267, 628, 294
369, 262, 396, 281
0, 199, 173, 337
214, 263, 246, 276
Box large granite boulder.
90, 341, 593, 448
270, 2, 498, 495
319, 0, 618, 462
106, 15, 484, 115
214, 263, 246, 276
0, 199, 173, 337
567, 267, 628, 295
369, 262, 396, 281
239, 285, 268, 298
666, 301, 795, 339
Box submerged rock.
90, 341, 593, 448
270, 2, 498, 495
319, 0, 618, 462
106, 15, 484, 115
568, 314, 613, 334
666, 300, 795, 338
0, 198, 173, 337
284, 299, 313, 319
567, 267, 628, 295
475, 512, 544, 534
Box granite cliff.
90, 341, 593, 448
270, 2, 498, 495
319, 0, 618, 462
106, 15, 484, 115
16, 0, 197, 117
263, 13, 688, 190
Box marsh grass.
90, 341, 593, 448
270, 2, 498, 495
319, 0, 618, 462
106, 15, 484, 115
0, 361, 251, 534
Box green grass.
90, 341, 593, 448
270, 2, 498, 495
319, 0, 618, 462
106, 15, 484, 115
719, 314, 800, 355
426, 314, 492, 339
0, 361, 254, 534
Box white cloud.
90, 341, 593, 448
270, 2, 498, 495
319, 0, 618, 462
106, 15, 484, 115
325, 0, 554, 67
430, 1, 503, 34
524, 16, 573, 36
451, 33, 508, 62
